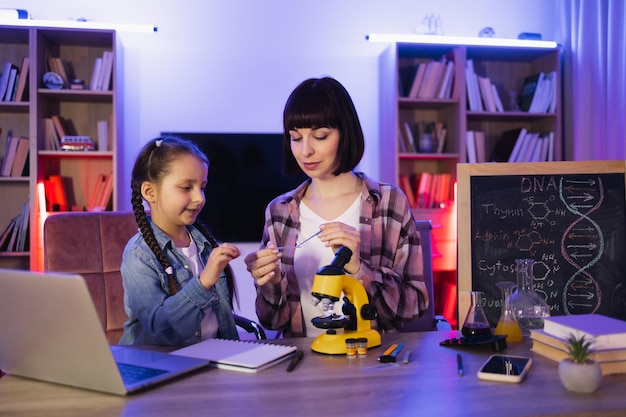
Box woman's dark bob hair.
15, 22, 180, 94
282, 77, 365, 176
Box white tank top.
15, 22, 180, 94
295, 195, 361, 337
178, 238, 218, 340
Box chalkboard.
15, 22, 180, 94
457, 161, 626, 328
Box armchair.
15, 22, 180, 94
43, 211, 265, 344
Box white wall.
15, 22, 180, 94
3, 0, 559, 325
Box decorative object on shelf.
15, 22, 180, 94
557, 334, 602, 393
70, 78, 86, 90
508, 259, 550, 337
478, 27, 495, 38
42, 72, 63, 89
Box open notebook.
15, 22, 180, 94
0, 269, 209, 395
173, 338, 298, 373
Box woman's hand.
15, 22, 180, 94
199, 243, 241, 289
244, 243, 282, 286
319, 222, 361, 274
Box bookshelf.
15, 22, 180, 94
378, 40, 562, 327
0, 25, 122, 271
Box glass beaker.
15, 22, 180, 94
461, 291, 492, 337
494, 281, 523, 343
509, 259, 550, 337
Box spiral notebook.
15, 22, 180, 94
172, 338, 298, 373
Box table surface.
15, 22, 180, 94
2, 330, 625, 417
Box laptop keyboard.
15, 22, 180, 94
117, 362, 168, 385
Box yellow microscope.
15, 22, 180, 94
310, 247, 381, 354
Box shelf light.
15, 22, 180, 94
0, 18, 157, 33
366, 33, 558, 49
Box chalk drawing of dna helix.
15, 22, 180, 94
559, 176, 604, 315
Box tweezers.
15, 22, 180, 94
275, 230, 322, 250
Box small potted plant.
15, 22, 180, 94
557, 333, 603, 393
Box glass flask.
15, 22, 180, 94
494, 281, 523, 343
509, 259, 550, 337
461, 291, 492, 337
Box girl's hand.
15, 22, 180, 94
244, 243, 282, 286
199, 243, 241, 289
319, 222, 361, 274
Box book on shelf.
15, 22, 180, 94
398, 174, 416, 208
0, 199, 29, 252
45, 175, 69, 212
89, 57, 103, 90
491, 83, 504, 112
9, 136, 29, 177
13, 56, 29, 102
437, 60, 455, 99
51, 115, 69, 139
172, 338, 297, 373
477, 76, 497, 112
1, 132, 19, 176
88, 173, 114, 211
435, 122, 447, 153
418, 59, 445, 99
546, 71, 557, 113
506, 128, 528, 162
3, 67, 18, 101
100, 51, 114, 91
403, 122, 417, 152
516, 132, 540, 163
44, 118, 61, 150
97, 120, 110, 151
14, 200, 29, 252
473, 130, 487, 163
465, 59, 483, 112
465, 131, 478, 163
542, 314, 626, 350
408, 62, 427, 98
0, 61, 17, 101
518, 72, 544, 112
0, 217, 17, 252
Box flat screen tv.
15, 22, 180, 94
162, 132, 307, 242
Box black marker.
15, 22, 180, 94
287, 350, 304, 372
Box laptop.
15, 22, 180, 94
0, 269, 210, 395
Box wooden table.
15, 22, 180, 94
1, 330, 625, 417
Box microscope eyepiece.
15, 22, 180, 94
330, 246, 352, 269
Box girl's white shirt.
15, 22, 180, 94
178, 238, 218, 340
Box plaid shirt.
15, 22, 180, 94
256, 172, 428, 336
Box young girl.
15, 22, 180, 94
119, 136, 241, 346
244, 77, 429, 337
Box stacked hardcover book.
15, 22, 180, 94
530, 314, 626, 375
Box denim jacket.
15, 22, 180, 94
119, 219, 238, 346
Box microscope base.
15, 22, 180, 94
310, 329, 381, 355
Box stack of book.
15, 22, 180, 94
530, 314, 626, 375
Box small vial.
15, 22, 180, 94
345, 338, 357, 358
357, 338, 368, 358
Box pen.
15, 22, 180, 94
457, 353, 464, 377
390, 343, 404, 359
403, 351, 411, 364
286, 350, 304, 372
382, 343, 398, 356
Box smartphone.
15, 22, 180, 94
477, 354, 532, 383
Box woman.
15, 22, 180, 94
244, 77, 428, 337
